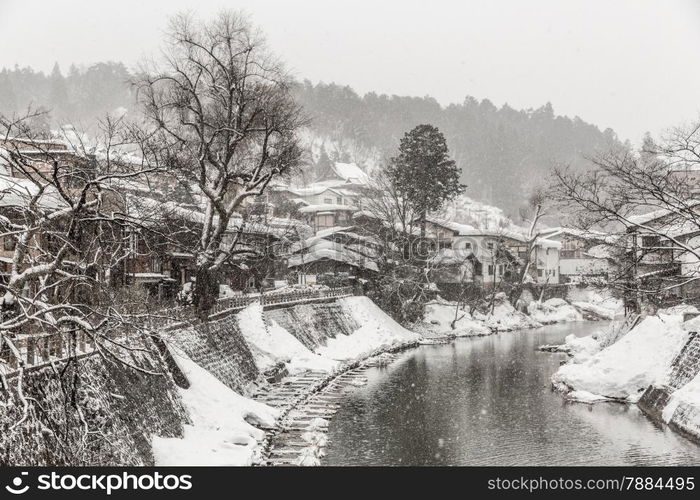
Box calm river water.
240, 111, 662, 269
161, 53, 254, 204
323, 322, 700, 466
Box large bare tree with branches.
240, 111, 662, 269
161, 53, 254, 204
0, 110, 175, 429
553, 119, 700, 311
135, 11, 305, 315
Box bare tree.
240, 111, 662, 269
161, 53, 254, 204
508, 189, 549, 306
552, 119, 700, 311
135, 10, 305, 315
0, 111, 172, 427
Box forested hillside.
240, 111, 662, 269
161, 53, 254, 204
0, 64, 623, 215
294, 81, 624, 214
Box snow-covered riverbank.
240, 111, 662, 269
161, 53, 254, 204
151, 289, 628, 466
417, 288, 622, 338
153, 296, 420, 466
551, 304, 700, 444
552, 313, 689, 402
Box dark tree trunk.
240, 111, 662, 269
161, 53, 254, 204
193, 267, 219, 319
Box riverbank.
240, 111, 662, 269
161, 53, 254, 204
150, 290, 622, 466
415, 288, 621, 338
256, 294, 621, 465
151, 295, 420, 466
321, 321, 700, 466
551, 306, 700, 444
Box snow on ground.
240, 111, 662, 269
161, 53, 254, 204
552, 314, 689, 402
568, 288, 623, 320
237, 303, 338, 374
152, 353, 279, 466
562, 333, 603, 363
569, 287, 623, 319
566, 390, 614, 403
316, 297, 420, 361
527, 298, 583, 324
662, 370, 700, 423
472, 294, 541, 331
420, 301, 491, 337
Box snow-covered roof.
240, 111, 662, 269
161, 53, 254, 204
540, 226, 608, 241
298, 204, 357, 214
287, 244, 378, 272
290, 226, 379, 252
425, 217, 477, 235
456, 228, 528, 242
627, 209, 672, 226
534, 238, 562, 249
585, 244, 615, 259
0, 175, 67, 210
626, 201, 700, 226
278, 185, 344, 197
330, 162, 370, 185
129, 195, 311, 238
668, 163, 700, 172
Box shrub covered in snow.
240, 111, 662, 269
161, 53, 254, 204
472, 293, 541, 331
527, 298, 582, 325
419, 301, 490, 337
568, 287, 623, 320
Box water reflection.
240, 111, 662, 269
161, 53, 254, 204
323, 322, 700, 466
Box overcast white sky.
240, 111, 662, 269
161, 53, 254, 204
1, 0, 699, 143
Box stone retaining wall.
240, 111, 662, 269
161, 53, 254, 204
264, 302, 359, 350
0, 342, 187, 465
639, 331, 700, 442
163, 315, 259, 394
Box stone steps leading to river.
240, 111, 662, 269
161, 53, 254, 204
255, 352, 404, 466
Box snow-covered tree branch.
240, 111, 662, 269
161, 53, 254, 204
134, 10, 306, 315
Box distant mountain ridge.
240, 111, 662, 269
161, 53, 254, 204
294, 81, 623, 216
0, 64, 623, 215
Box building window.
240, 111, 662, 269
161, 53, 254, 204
151, 257, 162, 273
487, 264, 494, 275
641, 235, 660, 248
336, 197, 342, 204
537, 269, 544, 277
317, 214, 335, 228
561, 238, 585, 258
323, 198, 333, 204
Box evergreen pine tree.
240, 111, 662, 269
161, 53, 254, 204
0, 70, 17, 113
48, 62, 69, 119
315, 145, 332, 178
387, 124, 465, 238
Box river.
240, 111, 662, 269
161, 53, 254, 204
323, 321, 700, 466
